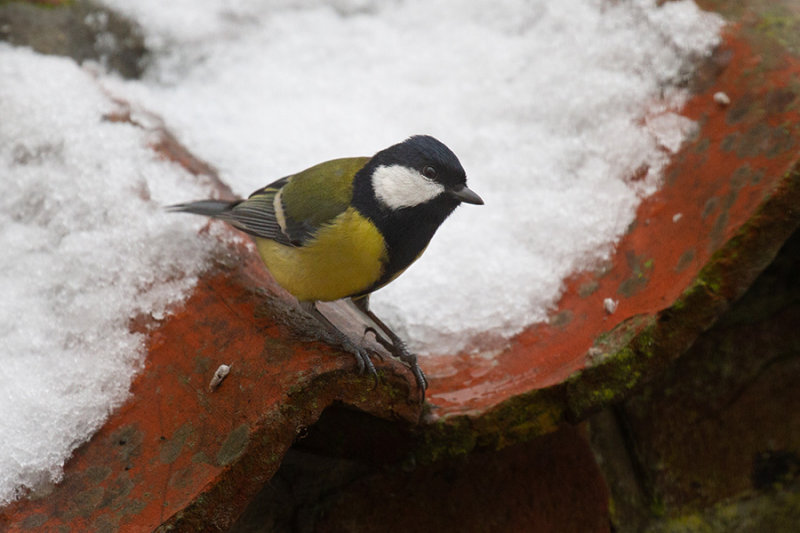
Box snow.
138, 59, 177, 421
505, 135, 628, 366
0, 46, 219, 504
0, 0, 723, 505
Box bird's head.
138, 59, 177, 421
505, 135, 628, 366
361, 135, 483, 211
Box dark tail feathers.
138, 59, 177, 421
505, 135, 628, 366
166, 200, 240, 218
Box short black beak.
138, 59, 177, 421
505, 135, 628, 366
448, 185, 484, 205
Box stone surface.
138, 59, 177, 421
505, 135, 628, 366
231, 423, 610, 533
627, 229, 800, 530
645, 481, 800, 533
589, 227, 800, 532
0, 0, 148, 78
2, 1, 800, 531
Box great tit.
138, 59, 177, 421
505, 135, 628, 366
169, 135, 483, 399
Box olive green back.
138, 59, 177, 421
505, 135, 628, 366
280, 157, 369, 228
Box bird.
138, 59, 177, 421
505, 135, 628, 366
169, 135, 483, 399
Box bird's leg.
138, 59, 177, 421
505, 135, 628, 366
299, 301, 377, 383
351, 297, 428, 399
360, 326, 385, 361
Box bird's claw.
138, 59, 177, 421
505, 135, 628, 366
394, 341, 428, 397
301, 301, 379, 389
342, 337, 378, 388
411, 364, 428, 395
370, 333, 427, 400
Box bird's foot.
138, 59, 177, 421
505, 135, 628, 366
340, 335, 378, 388
394, 340, 428, 397
300, 301, 378, 388
367, 330, 427, 400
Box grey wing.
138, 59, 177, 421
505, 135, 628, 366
225, 177, 297, 246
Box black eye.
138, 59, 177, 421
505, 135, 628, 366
422, 166, 437, 179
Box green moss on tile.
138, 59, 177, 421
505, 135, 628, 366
216, 424, 250, 466
414, 388, 566, 464
160, 422, 194, 465
756, 10, 800, 55
645, 482, 800, 533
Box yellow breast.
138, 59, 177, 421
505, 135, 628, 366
255, 207, 387, 302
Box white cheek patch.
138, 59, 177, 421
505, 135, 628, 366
372, 164, 445, 209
